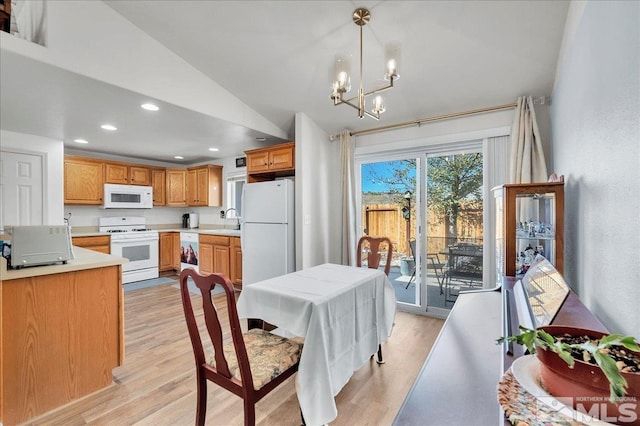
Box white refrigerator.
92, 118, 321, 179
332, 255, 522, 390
241, 179, 295, 285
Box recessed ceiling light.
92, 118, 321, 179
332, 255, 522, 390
73, 139, 89, 144
174, 155, 184, 160
141, 103, 159, 111
208, 147, 219, 152
101, 124, 117, 131
256, 137, 267, 141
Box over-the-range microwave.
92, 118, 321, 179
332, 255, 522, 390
103, 183, 153, 209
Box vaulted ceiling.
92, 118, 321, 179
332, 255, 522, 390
1, 1, 570, 164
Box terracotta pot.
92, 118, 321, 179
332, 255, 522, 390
537, 325, 640, 425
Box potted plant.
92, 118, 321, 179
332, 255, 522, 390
499, 325, 640, 425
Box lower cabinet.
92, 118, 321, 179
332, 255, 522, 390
159, 232, 180, 272
72, 235, 110, 254
199, 235, 242, 289
230, 237, 243, 289
157, 232, 241, 283
199, 235, 230, 277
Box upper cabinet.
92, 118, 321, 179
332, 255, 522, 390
64, 156, 104, 205
64, 155, 223, 207
166, 168, 188, 207
151, 169, 166, 206
104, 162, 151, 186
245, 141, 295, 183
187, 165, 222, 206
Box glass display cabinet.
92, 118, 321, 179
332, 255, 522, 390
493, 182, 564, 278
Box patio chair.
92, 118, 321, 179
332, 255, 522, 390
427, 252, 447, 294
404, 240, 446, 294
405, 239, 417, 289
356, 235, 393, 364
443, 243, 483, 305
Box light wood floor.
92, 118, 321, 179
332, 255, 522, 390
22, 279, 444, 426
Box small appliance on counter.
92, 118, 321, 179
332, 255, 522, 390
181, 212, 199, 229
189, 212, 199, 229
8, 225, 74, 269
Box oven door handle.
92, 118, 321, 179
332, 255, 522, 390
111, 236, 159, 244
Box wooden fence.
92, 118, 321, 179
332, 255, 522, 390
362, 202, 483, 258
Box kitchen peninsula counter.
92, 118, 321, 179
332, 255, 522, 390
1, 248, 127, 425
1, 246, 127, 280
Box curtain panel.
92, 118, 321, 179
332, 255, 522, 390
340, 130, 357, 265
509, 96, 548, 183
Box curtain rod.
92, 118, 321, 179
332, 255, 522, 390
331, 102, 517, 139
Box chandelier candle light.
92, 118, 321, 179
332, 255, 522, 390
330, 8, 400, 120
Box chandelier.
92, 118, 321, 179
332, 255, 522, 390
330, 8, 400, 120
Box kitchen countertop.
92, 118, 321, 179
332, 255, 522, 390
70, 227, 241, 238
177, 228, 241, 237
0, 246, 128, 281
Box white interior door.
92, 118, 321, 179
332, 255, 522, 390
0, 150, 44, 228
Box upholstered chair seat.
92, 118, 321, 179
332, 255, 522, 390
216, 328, 303, 390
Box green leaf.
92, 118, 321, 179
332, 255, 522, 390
556, 348, 576, 367
594, 351, 628, 401
538, 329, 555, 345
599, 334, 621, 346
620, 336, 640, 352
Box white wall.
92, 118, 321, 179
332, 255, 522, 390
1, 130, 64, 224
551, 1, 639, 336
355, 109, 514, 152
294, 113, 341, 270
0, 1, 286, 139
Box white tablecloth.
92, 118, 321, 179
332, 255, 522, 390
236, 263, 396, 425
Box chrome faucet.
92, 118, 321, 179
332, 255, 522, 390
224, 208, 241, 230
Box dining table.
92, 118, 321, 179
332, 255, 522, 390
236, 263, 396, 426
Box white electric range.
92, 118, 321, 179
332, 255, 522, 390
99, 216, 159, 284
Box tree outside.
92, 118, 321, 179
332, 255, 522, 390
362, 153, 483, 252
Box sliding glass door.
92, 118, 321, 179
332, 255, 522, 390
359, 156, 421, 306
358, 143, 484, 315
425, 151, 484, 311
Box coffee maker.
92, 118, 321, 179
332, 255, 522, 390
182, 213, 190, 228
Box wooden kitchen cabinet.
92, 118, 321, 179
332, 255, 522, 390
245, 141, 295, 183
230, 236, 243, 289
1, 262, 123, 425
64, 156, 104, 205
199, 234, 230, 278
104, 162, 151, 186
187, 165, 223, 206
151, 168, 166, 206
72, 235, 110, 254
166, 168, 188, 206
159, 232, 179, 272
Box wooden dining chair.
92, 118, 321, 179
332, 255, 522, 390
179, 269, 304, 426
356, 235, 393, 276
356, 235, 393, 364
